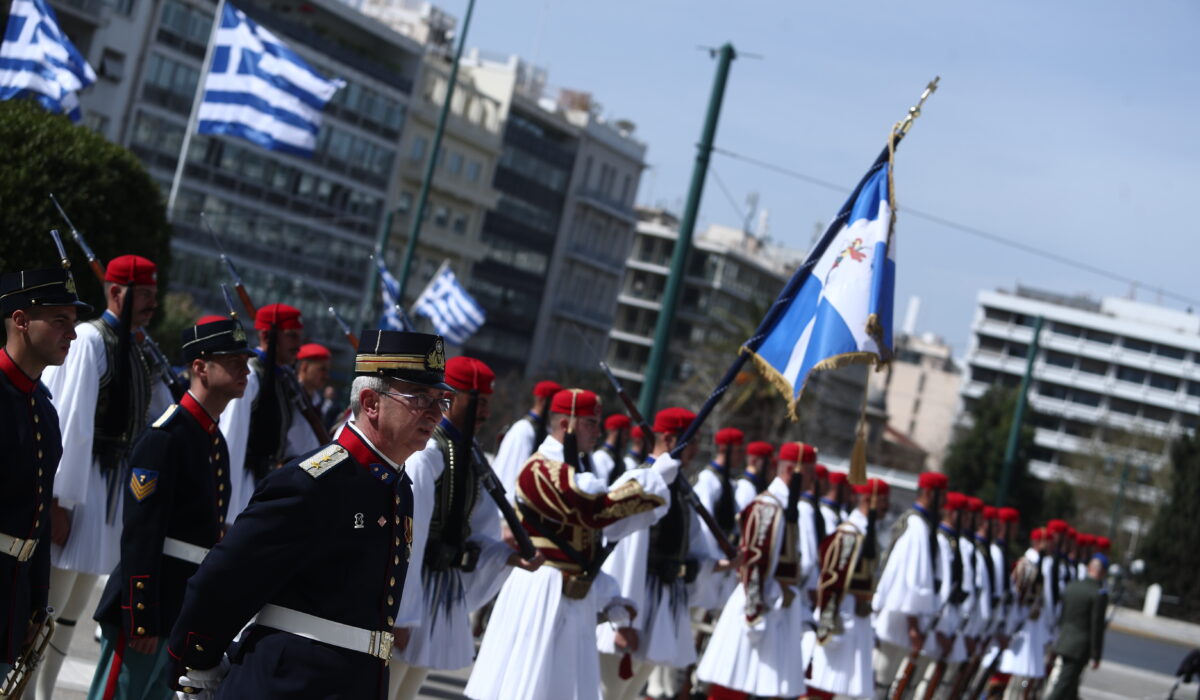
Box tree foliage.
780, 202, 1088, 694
941, 385, 1071, 533
0, 101, 171, 318
1138, 430, 1200, 618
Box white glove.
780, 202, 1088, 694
601, 596, 637, 626
650, 453, 680, 485
176, 656, 230, 700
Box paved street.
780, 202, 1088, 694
48, 581, 1193, 699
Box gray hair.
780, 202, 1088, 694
349, 375, 390, 418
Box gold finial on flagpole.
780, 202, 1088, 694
895, 76, 940, 138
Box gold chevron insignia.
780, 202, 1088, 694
129, 471, 158, 501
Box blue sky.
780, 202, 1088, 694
449, 0, 1200, 354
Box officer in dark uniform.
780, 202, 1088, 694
0, 265, 89, 680
168, 330, 451, 700
85, 315, 255, 700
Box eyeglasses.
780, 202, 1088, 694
378, 391, 451, 413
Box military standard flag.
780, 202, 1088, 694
0, 0, 96, 121
414, 262, 485, 345
376, 257, 413, 332
197, 3, 342, 157
745, 144, 897, 419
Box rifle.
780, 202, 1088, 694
889, 597, 951, 700
204, 216, 330, 446
599, 362, 738, 560
461, 390, 537, 561
315, 286, 359, 350
50, 199, 189, 400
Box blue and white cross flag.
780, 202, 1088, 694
0, 0, 96, 122
414, 262, 486, 346
746, 142, 897, 418
376, 257, 412, 332
198, 2, 343, 157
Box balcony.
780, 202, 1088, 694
574, 187, 636, 224
51, 0, 105, 25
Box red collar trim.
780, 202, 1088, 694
180, 392, 218, 433
0, 348, 36, 394
337, 424, 396, 475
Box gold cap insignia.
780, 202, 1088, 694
232, 325, 246, 343
426, 338, 446, 371
64, 275, 77, 295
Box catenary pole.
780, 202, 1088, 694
997, 314, 1044, 507
638, 43, 736, 417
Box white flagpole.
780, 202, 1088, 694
166, 0, 228, 219
408, 259, 450, 319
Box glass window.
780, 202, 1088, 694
1072, 389, 1102, 407
984, 308, 1012, 323
466, 160, 481, 182
1039, 382, 1069, 400
1086, 329, 1115, 345
447, 152, 463, 175
1117, 366, 1146, 385
1123, 338, 1153, 354
1156, 344, 1187, 361
452, 213, 468, 234
1110, 398, 1138, 415
1078, 357, 1108, 375
1188, 381, 1200, 398
433, 206, 449, 228
1149, 373, 1179, 392
1053, 322, 1083, 338
410, 136, 427, 162
1046, 351, 1074, 368
395, 192, 412, 214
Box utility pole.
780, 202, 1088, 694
996, 315, 1043, 507
638, 43, 736, 417
356, 0, 478, 331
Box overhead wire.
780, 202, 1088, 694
710, 145, 1200, 309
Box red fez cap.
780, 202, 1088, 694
631, 425, 645, 442
918, 471, 948, 490
999, 507, 1020, 523
550, 388, 600, 417
1067, 526, 1077, 539
814, 464, 829, 480
853, 478, 889, 496
1031, 527, 1046, 541
1095, 536, 1111, 551
296, 343, 332, 361
104, 255, 157, 286
983, 506, 999, 520
746, 441, 774, 457
827, 471, 847, 486
533, 380, 563, 398
196, 314, 228, 325
1078, 533, 1093, 546
966, 496, 984, 512
653, 407, 696, 434
715, 427, 745, 446
778, 441, 817, 464
254, 303, 303, 330
605, 414, 632, 431
444, 356, 495, 394
944, 492, 967, 510
1046, 519, 1069, 534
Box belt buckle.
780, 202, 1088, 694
368, 629, 394, 660
17, 538, 36, 562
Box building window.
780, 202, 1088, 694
1156, 344, 1187, 361
1078, 357, 1108, 375
984, 308, 1012, 323
1188, 381, 1200, 398
1123, 337, 1154, 354
1045, 351, 1074, 369
1116, 366, 1146, 385
1072, 389, 1102, 407
452, 213, 469, 234
447, 152, 463, 175
466, 160, 482, 182
1149, 373, 1179, 392
409, 136, 427, 162
433, 206, 449, 228
1039, 382, 1069, 401
100, 49, 126, 80
1085, 329, 1115, 345
1053, 322, 1083, 337
1110, 398, 1139, 415
395, 192, 413, 214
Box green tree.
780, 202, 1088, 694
0, 101, 171, 315
942, 385, 1061, 532
1138, 430, 1200, 620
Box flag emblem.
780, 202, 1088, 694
0, 0, 96, 122
413, 262, 485, 346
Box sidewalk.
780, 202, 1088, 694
1110, 605, 1200, 648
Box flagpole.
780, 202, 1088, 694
166, 0, 227, 219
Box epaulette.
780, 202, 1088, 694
299, 444, 348, 479
151, 404, 180, 429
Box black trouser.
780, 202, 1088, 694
1045, 654, 1087, 700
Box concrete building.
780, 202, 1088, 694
455, 51, 646, 376
874, 331, 962, 470
55, 0, 424, 373
960, 286, 1200, 496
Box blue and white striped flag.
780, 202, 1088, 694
0, 0, 96, 122
376, 257, 412, 332
414, 262, 485, 346
197, 2, 342, 157
746, 143, 897, 418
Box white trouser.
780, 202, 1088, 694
599, 653, 655, 700
29, 568, 98, 700
387, 660, 430, 700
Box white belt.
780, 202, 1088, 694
256, 604, 393, 661
163, 538, 210, 565
0, 532, 37, 562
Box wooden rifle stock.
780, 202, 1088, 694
280, 366, 331, 444
234, 284, 257, 319
890, 651, 920, 700
87, 258, 105, 282
597, 362, 737, 559
922, 659, 947, 700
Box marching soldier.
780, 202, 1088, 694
465, 389, 676, 700
872, 471, 946, 698
818, 470, 848, 533
219, 303, 320, 521
597, 407, 717, 700
734, 441, 773, 508
912, 492, 972, 699
695, 441, 809, 700
86, 315, 254, 699
491, 379, 563, 493
996, 527, 1050, 698
691, 427, 743, 613
389, 356, 543, 700
37, 255, 172, 699
626, 424, 648, 471
168, 330, 446, 699
0, 264, 89, 681
295, 342, 332, 417
1044, 553, 1108, 700
592, 413, 633, 486
806, 478, 890, 699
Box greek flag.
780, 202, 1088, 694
0, 0, 96, 122
197, 2, 342, 157
746, 142, 897, 418
414, 262, 485, 346
376, 257, 412, 332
